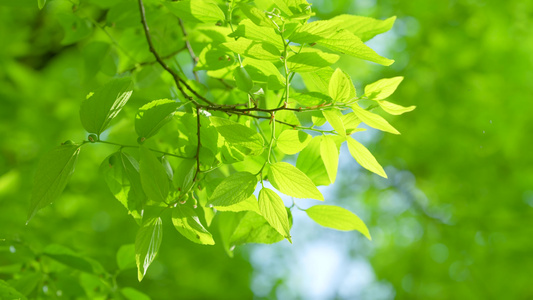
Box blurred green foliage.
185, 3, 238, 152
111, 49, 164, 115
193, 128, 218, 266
1, 0, 531, 299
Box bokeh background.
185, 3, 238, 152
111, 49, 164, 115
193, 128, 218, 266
1, 0, 532, 299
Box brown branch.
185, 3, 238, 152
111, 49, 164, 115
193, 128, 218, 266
137, 0, 216, 106
224, 111, 298, 128
178, 18, 200, 82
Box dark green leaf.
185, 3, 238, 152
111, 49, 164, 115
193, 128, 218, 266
207, 172, 257, 206
43, 244, 105, 274
27, 144, 80, 222
79, 77, 133, 135
139, 146, 169, 203
135, 217, 163, 281
135, 99, 180, 140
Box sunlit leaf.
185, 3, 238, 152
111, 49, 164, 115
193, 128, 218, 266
207, 172, 257, 206
172, 205, 215, 245
135, 217, 163, 281
259, 188, 291, 241
305, 205, 371, 240
139, 146, 169, 203
268, 162, 324, 200
346, 136, 387, 178
135, 99, 180, 140
364, 76, 404, 100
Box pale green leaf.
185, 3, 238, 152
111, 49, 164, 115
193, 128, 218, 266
27, 144, 80, 222
296, 136, 330, 186
330, 15, 396, 42
242, 58, 285, 89
37, 0, 46, 10
139, 146, 169, 203
318, 30, 394, 66
379, 100, 416, 115
268, 162, 323, 200
320, 135, 339, 184
213, 194, 260, 214
322, 109, 346, 137
165, 0, 225, 24
210, 116, 264, 156
347, 136, 387, 178
135, 99, 179, 140
291, 92, 330, 107
300, 67, 334, 94
172, 205, 214, 245
220, 38, 281, 61
276, 130, 311, 155
364, 76, 404, 100
289, 19, 342, 44
207, 172, 257, 206
135, 217, 163, 281
287, 49, 339, 72
238, 4, 275, 28
79, 77, 133, 135
259, 188, 291, 240
328, 68, 353, 102
306, 205, 371, 240
351, 104, 400, 134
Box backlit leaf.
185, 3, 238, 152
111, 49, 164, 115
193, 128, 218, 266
379, 100, 416, 115
346, 136, 387, 178
320, 135, 339, 183
305, 205, 371, 240
268, 162, 323, 200
135, 99, 180, 140
79, 77, 133, 135
207, 172, 257, 206
351, 104, 400, 134
165, 0, 225, 24
259, 188, 291, 241
135, 217, 163, 281
172, 205, 215, 245
364, 76, 404, 100
276, 130, 311, 155
210, 116, 264, 156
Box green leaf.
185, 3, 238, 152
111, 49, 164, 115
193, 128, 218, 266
318, 30, 394, 66
100, 152, 144, 223
346, 136, 387, 178
330, 15, 396, 42
139, 146, 169, 203
37, 0, 46, 10
135, 99, 180, 140
220, 38, 281, 61
43, 244, 105, 274
291, 92, 330, 107
213, 194, 260, 214
296, 136, 331, 186
229, 19, 284, 49
172, 158, 196, 192
320, 135, 339, 184
364, 76, 404, 100
116, 244, 136, 270
207, 172, 257, 206
351, 104, 400, 134
135, 217, 163, 282
0, 280, 26, 300
165, 0, 225, 24
276, 130, 311, 155
210, 116, 264, 156
259, 188, 291, 241
27, 144, 80, 222
172, 205, 214, 245
238, 4, 275, 28
305, 205, 371, 240
322, 109, 346, 137
218, 211, 286, 256
300, 67, 334, 94
289, 20, 342, 44
268, 162, 323, 200
121, 287, 151, 300
287, 49, 339, 73
328, 68, 354, 103
379, 100, 416, 115
79, 77, 133, 135
242, 58, 285, 89
342, 112, 363, 134
233, 66, 254, 92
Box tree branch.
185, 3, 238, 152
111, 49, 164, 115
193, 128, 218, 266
178, 18, 200, 82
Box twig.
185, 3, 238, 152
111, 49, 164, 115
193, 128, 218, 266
119, 47, 186, 74
178, 18, 200, 82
